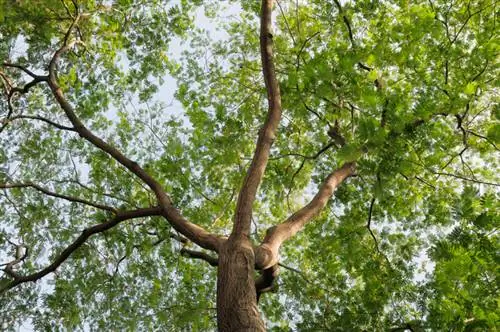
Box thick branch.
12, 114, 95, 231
255, 162, 355, 269
0, 207, 162, 293
0, 182, 116, 212
46, 41, 222, 252
232, 0, 282, 238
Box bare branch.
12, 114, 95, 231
232, 0, 282, 238
433, 171, 499, 187
0, 182, 116, 212
2, 63, 45, 80
1, 207, 163, 293
4, 114, 75, 131
255, 162, 355, 269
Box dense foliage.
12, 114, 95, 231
0, 0, 498, 330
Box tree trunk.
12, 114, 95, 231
217, 236, 266, 331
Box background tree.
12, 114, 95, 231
0, 0, 498, 330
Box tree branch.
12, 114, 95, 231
180, 248, 218, 267
0, 182, 116, 212
467, 130, 499, 151
0, 207, 163, 293
0, 70, 48, 133
333, 0, 355, 48
232, 0, 283, 238
2, 63, 46, 80
5, 114, 75, 131
46, 39, 222, 252
255, 162, 355, 269
432, 171, 499, 187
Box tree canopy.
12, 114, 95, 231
0, 0, 498, 330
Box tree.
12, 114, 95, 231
0, 0, 498, 330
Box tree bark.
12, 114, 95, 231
217, 236, 266, 331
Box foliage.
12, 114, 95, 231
0, 0, 498, 330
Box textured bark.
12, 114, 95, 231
233, 0, 281, 237
217, 2, 280, 328
255, 162, 356, 269
217, 237, 265, 332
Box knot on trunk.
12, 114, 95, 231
254, 244, 276, 270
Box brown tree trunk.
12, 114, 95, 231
217, 236, 266, 331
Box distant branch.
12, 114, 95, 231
467, 130, 499, 151
432, 171, 499, 187
0, 182, 116, 212
366, 198, 380, 252
270, 141, 336, 160
0, 65, 49, 133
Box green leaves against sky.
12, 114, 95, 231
0, 0, 498, 330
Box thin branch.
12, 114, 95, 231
284, 141, 337, 208
366, 198, 380, 251
0, 69, 48, 133
432, 171, 499, 187
276, 0, 296, 46
366, 197, 393, 268
6, 77, 48, 96
296, 31, 320, 69
0, 182, 116, 212
333, 0, 355, 48
301, 100, 329, 125
53, 178, 135, 207
2, 63, 45, 80
278, 262, 310, 282
232, 0, 283, 238
467, 130, 499, 151
180, 248, 219, 267
5, 114, 75, 131
1, 207, 163, 293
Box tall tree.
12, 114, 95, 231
0, 0, 498, 330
